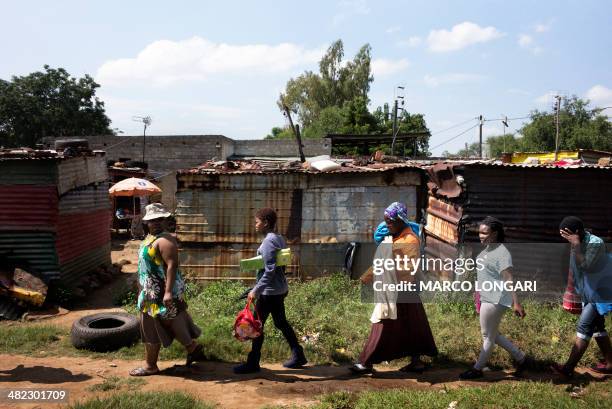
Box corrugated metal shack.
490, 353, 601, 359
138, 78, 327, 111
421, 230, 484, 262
175, 160, 425, 280
0, 150, 111, 286
423, 161, 612, 295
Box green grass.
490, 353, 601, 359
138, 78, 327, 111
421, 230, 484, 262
310, 381, 612, 409
1, 273, 610, 369
0, 324, 65, 355
69, 391, 214, 409
87, 376, 146, 392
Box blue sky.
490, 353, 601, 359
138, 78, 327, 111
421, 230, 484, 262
2, 0, 611, 155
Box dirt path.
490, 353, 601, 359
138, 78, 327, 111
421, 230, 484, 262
2, 353, 609, 409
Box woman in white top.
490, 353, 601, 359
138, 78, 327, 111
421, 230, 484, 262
460, 216, 528, 379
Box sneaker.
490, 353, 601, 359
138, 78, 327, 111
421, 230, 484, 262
513, 355, 531, 376
283, 346, 308, 369
550, 363, 573, 379
459, 368, 484, 380
233, 363, 261, 374
349, 363, 373, 375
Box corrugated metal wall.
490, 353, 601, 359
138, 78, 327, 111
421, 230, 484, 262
176, 189, 299, 243
58, 183, 110, 214
0, 232, 60, 281
57, 156, 108, 195
461, 165, 612, 241
423, 164, 612, 287
302, 186, 416, 243
0, 185, 58, 231
60, 243, 111, 285
177, 168, 423, 280
56, 183, 112, 283
0, 156, 111, 286
0, 160, 57, 185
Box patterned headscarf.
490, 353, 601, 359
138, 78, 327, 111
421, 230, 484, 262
384, 202, 411, 226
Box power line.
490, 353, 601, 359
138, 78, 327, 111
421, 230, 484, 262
430, 124, 478, 151
483, 115, 530, 122
430, 117, 477, 135
102, 134, 143, 150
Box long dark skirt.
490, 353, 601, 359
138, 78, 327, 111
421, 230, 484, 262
359, 302, 438, 365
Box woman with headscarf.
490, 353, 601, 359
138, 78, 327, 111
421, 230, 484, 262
350, 202, 438, 375
459, 216, 528, 379
130, 203, 204, 376
551, 216, 612, 378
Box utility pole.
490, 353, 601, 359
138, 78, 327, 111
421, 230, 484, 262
390, 85, 405, 156
132, 116, 152, 163
502, 115, 508, 153
280, 95, 306, 163
465, 142, 469, 159
554, 95, 562, 161
391, 99, 398, 150
478, 115, 483, 158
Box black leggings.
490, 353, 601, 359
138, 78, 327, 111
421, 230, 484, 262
247, 293, 299, 364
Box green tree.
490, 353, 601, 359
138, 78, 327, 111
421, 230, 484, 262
486, 133, 521, 157
519, 96, 612, 152
0, 65, 113, 147
442, 142, 480, 158
278, 40, 373, 128
264, 126, 293, 140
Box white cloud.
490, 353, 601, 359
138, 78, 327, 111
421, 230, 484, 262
333, 0, 370, 26
534, 20, 553, 33
371, 58, 410, 76
534, 91, 557, 107
518, 34, 542, 55
427, 22, 503, 52
585, 85, 612, 107
397, 36, 423, 48
424, 73, 483, 87
518, 34, 533, 47
97, 37, 323, 87
507, 88, 531, 96
386, 26, 401, 34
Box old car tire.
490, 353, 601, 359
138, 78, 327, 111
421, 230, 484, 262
71, 312, 140, 352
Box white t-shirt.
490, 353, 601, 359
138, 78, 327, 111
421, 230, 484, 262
477, 243, 513, 308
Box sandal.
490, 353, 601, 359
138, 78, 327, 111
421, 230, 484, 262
349, 363, 373, 375
186, 344, 205, 367
399, 362, 427, 373
550, 363, 573, 379
591, 362, 612, 375
129, 367, 160, 377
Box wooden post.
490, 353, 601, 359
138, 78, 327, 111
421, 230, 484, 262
281, 95, 306, 163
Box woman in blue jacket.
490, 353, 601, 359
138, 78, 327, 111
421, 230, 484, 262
234, 207, 307, 374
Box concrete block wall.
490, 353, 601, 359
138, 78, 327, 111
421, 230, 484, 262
44, 135, 330, 170
47, 135, 233, 171
233, 139, 331, 157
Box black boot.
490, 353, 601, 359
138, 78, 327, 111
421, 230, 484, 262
283, 346, 307, 368
234, 350, 261, 374
233, 362, 261, 374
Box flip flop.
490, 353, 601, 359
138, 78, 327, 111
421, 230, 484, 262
550, 363, 573, 379
591, 362, 612, 375
399, 362, 427, 373
129, 367, 160, 377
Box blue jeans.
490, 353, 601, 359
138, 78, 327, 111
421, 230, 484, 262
577, 303, 607, 341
